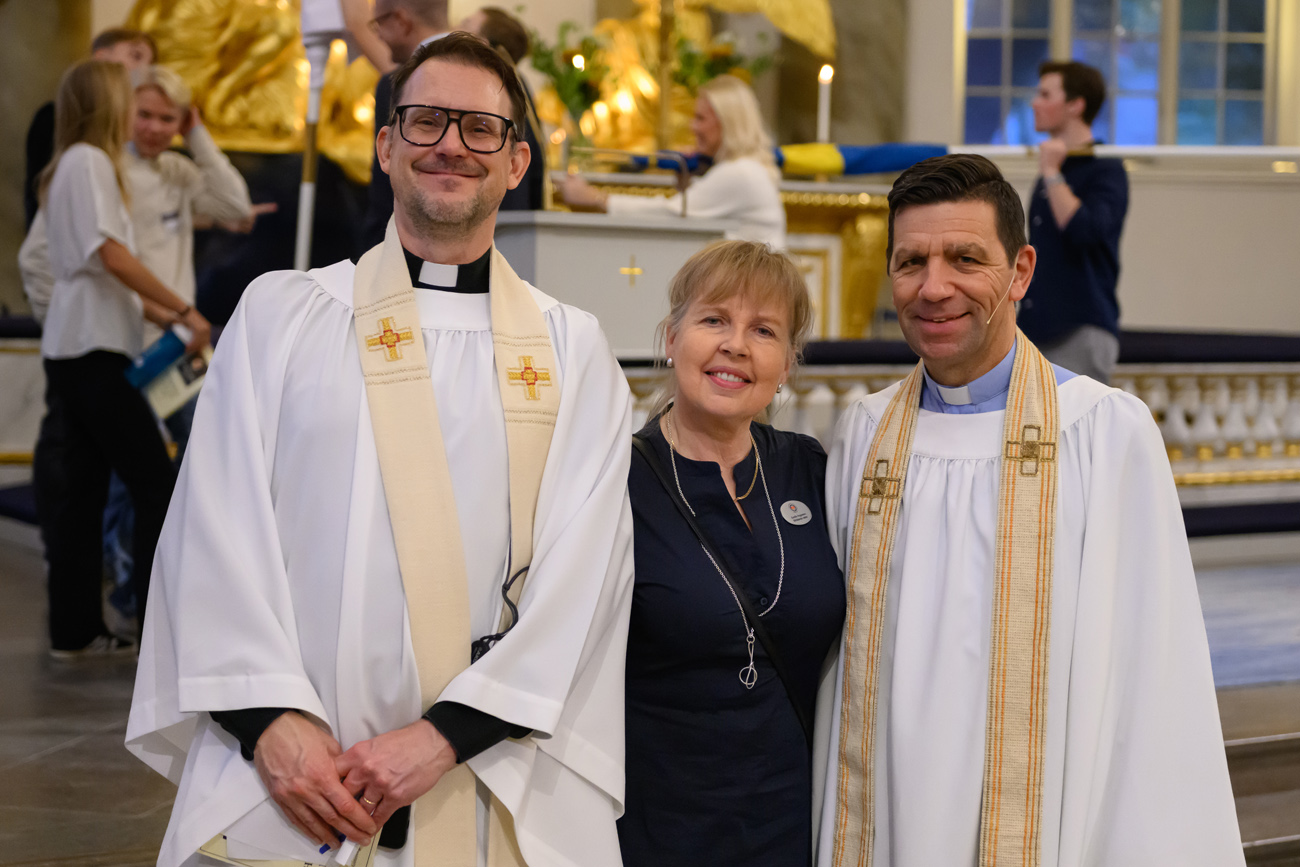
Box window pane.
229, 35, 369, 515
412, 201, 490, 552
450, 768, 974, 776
1005, 96, 1045, 144
1179, 39, 1219, 88
965, 96, 1004, 143
1181, 0, 1218, 31
1224, 99, 1263, 144
1114, 95, 1158, 143
1073, 37, 1113, 75
1091, 104, 1115, 143
1121, 0, 1162, 33
1226, 0, 1266, 32
1117, 40, 1160, 90
1177, 98, 1217, 142
1013, 0, 1051, 28
969, 0, 1004, 29
1074, 0, 1112, 30
1012, 39, 1051, 86
1225, 42, 1264, 90
967, 38, 1004, 87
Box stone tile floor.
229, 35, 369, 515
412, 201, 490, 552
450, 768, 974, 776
1199, 562, 1300, 688
0, 515, 1297, 864
0, 525, 171, 866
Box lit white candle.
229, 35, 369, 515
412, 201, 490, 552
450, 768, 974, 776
817, 64, 834, 144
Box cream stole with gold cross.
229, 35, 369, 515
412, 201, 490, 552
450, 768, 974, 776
833, 332, 1060, 867
351, 218, 559, 867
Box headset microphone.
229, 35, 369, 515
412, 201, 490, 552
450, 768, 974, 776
985, 273, 1018, 326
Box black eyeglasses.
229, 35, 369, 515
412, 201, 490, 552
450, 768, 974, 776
393, 105, 515, 154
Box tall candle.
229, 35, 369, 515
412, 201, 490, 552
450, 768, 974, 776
817, 64, 834, 144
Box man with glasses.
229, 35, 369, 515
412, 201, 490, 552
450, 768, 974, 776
362, 0, 451, 249
128, 33, 635, 867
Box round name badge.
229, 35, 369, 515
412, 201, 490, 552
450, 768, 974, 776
781, 500, 812, 526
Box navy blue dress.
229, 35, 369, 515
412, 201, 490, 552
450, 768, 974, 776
619, 416, 846, 866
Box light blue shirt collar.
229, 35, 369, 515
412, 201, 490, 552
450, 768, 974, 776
919, 340, 1076, 414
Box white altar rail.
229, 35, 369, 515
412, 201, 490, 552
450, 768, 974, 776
623, 362, 1300, 502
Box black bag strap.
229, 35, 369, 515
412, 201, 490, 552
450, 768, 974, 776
632, 434, 814, 748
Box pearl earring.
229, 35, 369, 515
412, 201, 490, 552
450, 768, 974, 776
667, 357, 674, 368
776, 382, 783, 393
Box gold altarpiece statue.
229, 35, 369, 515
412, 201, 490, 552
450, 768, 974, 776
125, 0, 378, 184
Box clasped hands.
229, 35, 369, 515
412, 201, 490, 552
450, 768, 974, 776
252, 711, 458, 850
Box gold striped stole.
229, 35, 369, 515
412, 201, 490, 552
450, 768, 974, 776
351, 218, 558, 867
833, 332, 1059, 867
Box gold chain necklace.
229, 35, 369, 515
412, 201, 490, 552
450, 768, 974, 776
666, 409, 757, 502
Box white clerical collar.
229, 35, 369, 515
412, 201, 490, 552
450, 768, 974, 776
921, 342, 1017, 407
402, 247, 491, 294
419, 260, 458, 287
934, 382, 973, 405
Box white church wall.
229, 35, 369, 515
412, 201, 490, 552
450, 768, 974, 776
975, 148, 1300, 334
904, 0, 964, 143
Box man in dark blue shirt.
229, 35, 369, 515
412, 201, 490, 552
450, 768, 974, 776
1018, 61, 1128, 384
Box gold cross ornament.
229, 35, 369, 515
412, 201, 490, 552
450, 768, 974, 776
619, 255, 644, 288
507, 355, 553, 400
861, 459, 902, 514
365, 316, 416, 362
1005, 424, 1057, 476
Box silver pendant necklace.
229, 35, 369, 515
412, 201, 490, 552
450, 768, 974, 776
666, 409, 785, 690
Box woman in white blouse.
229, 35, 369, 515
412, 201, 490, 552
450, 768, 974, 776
35, 59, 210, 657
559, 74, 787, 249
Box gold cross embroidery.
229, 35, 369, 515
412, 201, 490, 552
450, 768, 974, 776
507, 355, 552, 401
365, 316, 415, 362
1005, 424, 1057, 476
619, 255, 644, 288
860, 459, 901, 515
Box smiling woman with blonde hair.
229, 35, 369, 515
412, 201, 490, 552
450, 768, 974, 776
559, 74, 787, 248
620, 240, 843, 866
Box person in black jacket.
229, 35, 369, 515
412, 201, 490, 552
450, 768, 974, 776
1018, 60, 1129, 384
24, 28, 156, 229
622, 241, 845, 867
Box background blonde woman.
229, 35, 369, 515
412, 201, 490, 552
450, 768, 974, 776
22, 64, 253, 636
622, 241, 842, 865
33, 59, 209, 657
560, 75, 787, 248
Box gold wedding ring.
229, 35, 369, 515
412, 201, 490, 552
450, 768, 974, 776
360, 795, 379, 806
